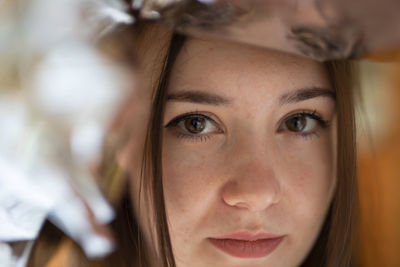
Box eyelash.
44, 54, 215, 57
165, 112, 222, 142
164, 110, 329, 142
282, 110, 329, 140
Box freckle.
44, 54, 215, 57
199, 155, 206, 163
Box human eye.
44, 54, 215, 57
278, 110, 329, 139
164, 112, 223, 142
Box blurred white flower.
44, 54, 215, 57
0, 243, 14, 267
0, 0, 135, 266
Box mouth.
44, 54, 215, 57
208, 233, 285, 258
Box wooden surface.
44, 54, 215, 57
358, 60, 400, 267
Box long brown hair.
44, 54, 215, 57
28, 22, 358, 267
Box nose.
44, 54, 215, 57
221, 160, 281, 212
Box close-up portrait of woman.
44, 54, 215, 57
136, 25, 357, 267
5, 1, 400, 267
25, 21, 358, 267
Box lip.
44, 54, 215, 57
208, 232, 285, 258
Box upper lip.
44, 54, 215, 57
211, 232, 283, 241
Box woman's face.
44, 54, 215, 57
147, 38, 336, 267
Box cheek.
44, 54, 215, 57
162, 139, 223, 237
283, 138, 335, 203
278, 122, 337, 246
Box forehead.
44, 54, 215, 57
168, 38, 331, 98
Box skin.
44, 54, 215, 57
130, 38, 337, 267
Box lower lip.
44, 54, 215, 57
208, 236, 284, 258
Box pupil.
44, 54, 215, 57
186, 117, 205, 133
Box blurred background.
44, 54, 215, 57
357, 54, 400, 267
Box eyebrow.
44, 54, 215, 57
166, 87, 335, 106
279, 87, 335, 105
167, 90, 230, 105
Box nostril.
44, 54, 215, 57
234, 202, 249, 209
